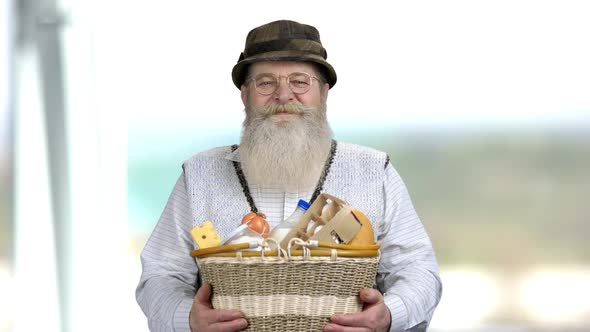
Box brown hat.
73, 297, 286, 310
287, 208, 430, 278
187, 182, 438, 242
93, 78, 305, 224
232, 20, 337, 89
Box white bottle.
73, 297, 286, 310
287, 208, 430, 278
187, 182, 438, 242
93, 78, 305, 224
269, 199, 310, 243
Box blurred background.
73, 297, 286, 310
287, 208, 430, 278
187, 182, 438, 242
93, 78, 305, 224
1, 0, 589, 331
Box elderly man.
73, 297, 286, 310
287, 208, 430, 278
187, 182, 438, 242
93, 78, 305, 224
136, 20, 442, 332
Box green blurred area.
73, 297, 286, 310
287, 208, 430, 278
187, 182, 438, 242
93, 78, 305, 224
128, 128, 590, 267
352, 129, 590, 266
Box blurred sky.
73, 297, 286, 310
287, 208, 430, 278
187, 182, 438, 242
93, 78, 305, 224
75, 0, 590, 140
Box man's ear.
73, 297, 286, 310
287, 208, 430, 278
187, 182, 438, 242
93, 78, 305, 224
241, 85, 248, 107
321, 83, 330, 104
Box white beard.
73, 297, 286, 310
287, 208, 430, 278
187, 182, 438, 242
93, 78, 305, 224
239, 102, 333, 191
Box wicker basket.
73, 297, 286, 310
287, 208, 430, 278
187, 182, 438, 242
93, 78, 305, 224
191, 239, 380, 331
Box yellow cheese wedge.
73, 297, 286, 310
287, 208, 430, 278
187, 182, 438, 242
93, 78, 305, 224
190, 221, 221, 249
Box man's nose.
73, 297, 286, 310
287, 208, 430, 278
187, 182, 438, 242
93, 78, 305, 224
274, 78, 294, 104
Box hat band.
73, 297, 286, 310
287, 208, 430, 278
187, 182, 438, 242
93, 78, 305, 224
244, 38, 326, 60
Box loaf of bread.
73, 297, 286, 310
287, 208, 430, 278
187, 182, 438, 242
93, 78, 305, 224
348, 209, 375, 246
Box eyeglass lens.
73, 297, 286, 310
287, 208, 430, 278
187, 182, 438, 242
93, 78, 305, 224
254, 72, 312, 95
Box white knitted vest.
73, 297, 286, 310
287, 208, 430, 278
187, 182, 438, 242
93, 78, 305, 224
182, 141, 388, 242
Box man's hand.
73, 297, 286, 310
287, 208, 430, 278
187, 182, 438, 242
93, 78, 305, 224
324, 288, 391, 332
189, 282, 248, 332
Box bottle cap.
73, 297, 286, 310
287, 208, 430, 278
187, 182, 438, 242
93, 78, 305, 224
297, 199, 310, 210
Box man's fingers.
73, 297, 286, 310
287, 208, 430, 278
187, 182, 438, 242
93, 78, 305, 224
330, 313, 366, 327
324, 322, 369, 332
210, 318, 249, 331
195, 282, 212, 305
214, 309, 245, 322
359, 288, 383, 305
326, 290, 389, 332
190, 283, 249, 331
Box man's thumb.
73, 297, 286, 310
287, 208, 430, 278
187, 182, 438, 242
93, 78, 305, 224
195, 282, 212, 305
360, 288, 382, 305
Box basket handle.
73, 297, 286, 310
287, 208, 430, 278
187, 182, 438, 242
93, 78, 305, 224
191, 241, 260, 257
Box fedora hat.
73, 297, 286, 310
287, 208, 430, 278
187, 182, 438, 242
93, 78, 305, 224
232, 20, 337, 89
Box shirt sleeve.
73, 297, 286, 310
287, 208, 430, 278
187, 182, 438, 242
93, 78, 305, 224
376, 163, 442, 332
136, 174, 197, 332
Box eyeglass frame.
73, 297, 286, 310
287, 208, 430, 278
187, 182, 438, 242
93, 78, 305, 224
245, 71, 322, 96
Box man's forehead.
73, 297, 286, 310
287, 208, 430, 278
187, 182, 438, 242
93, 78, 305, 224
249, 61, 317, 74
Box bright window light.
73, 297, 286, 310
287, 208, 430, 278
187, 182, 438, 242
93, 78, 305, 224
0, 261, 13, 331
14, 47, 60, 332
430, 267, 501, 329
518, 268, 590, 326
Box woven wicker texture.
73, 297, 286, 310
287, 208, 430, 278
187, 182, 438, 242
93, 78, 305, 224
198, 255, 379, 331
213, 294, 363, 316
244, 315, 335, 332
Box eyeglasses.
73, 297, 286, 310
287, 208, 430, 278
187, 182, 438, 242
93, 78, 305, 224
246, 72, 320, 95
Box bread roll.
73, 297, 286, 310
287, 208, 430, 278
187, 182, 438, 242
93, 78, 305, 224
348, 209, 375, 246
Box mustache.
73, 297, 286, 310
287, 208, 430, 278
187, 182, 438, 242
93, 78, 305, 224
255, 103, 311, 117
